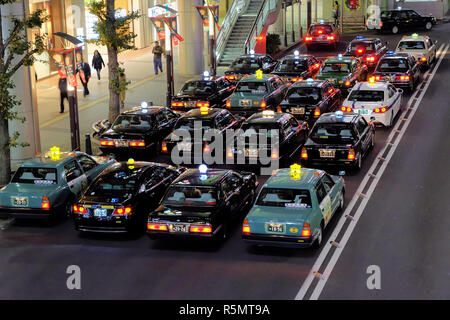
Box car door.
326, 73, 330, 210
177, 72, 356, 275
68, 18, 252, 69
321, 174, 340, 215
221, 178, 240, 218
76, 154, 100, 183
355, 117, 371, 154
227, 172, 249, 211
426, 38, 436, 61
64, 160, 88, 198
406, 10, 421, 28
388, 84, 401, 118
315, 181, 332, 226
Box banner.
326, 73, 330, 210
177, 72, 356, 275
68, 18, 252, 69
164, 16, 184, 43
208, 5, 221, 31
149, 17, 166, 41
196, 6, 209, 27
62, 50, 77, 88
75, 47, 86, 84
49, 49, 67, 78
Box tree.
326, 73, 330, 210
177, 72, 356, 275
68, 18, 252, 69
87, 0, 139, 123
0, 1, 47, 185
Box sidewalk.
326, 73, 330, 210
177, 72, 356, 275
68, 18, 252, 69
36, 46, 191, 154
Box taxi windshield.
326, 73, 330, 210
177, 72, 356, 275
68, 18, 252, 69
235, 81, 268, 94
310, 124, 357, 144
163, 186, 217, 207
180, 81, 216, 96
397, 41, 425, 50
378, 58, 408, 72
12, 167, 58, 185
310, 25, 333, 35
274, 59, 307, 72
321, 63, 350, 73
286, 87, 321, 104
256, 188, 312, 208
230, 58, 262, 70
349, 41, 375, 53
348, 90, 384, 101
112, 115, 153, 132
87, 170, 140, 196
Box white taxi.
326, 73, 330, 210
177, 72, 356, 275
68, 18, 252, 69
395, 34, 437, 69
341, 80, 403, 127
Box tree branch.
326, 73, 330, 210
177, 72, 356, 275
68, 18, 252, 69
8, 47, 39, 76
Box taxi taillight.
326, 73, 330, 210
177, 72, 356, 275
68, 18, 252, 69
301, 222, 312, 237
171, 101, 184, 108
341, 106, 353, 113
271, 148, 279, 160
305, 36, 313, 41
348, 148, 356, 160
301, 147, 308, 160
260, 99, 267, 108
374, 107, 387, 113
327, 35, 335, 41
203, 144, 211, 153
41, 196, 50, 210
129, 140, 145, 147
345, 81, 351, 86
73, 204, 87, 214
100, 140, 114, 146
196, 101, 210, 108
147, 222, 168, 231
226, 99, 231, 108
242, 219, 251, 234
396, 75, 410, 81
366, 56, 375, 62
314, 107, 321, 117
189, 224, 212, 233
113, 207, 133, 216
161, 141, 168, 153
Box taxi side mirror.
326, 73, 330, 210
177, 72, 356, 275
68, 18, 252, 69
398, 89, 403, 94
370, 116, 376, 121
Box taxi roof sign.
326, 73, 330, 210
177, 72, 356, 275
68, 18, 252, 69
200, 106, 209, 115
256, 69, 263, 79
49, 146, 61, 161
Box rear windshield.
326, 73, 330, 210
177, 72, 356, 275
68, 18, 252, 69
112, 115, 153, 132
12, 167, 58, 185
397, 41, 425, 50
87, 170, 140, 196
348, 90, 384, 102
235, 81, 268, 94
180, 81, 216, 95
286, 87, 322, 104
321, 63, 350, 73
163, 186, 217, 207
377, 58, 408, 72
274, 59, 307, 72
310, 124, 357, 144
309, 25, 333, 35
175, 119, 214, 131
230, 58, 262, 69
349, 41, 375, 53
380, 11, 395, 19
256, 188, 312, 208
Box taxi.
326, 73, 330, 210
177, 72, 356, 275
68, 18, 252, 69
171, 72, 235, 111
304, 21, 340, 50
271, 51, 321, 83
341, 79, 403, 127
147, 165, 258, 241
343, 36, 388, 69
242, 165, 345, 248
225, 72, 289, 117
395, 33, 437, 69
0, 148, 115, 219
315, 55, 368, 95
73, 160, 184, 234
225, 52, 278, 82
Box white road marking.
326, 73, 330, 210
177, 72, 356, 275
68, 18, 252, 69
295, 43, 449, 300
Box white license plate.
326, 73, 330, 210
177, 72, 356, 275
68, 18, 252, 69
169, 224, 189, 233
12, 197, 28, 207
356, 109, 371, 115
115, 140, 128, 147
385, 76, 394, 82
186, 101, 196, 108
290, 107, 305, 115
245, 149, 258, 158
94, 208, 107, 217
267, 223, 284, 233
320, 149, 336, 158
239, 99, 252, 107
178, 142, 192, 151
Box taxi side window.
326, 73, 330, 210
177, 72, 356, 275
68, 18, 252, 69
64, 160, 83, 183
388, 86, 396, 98
321, 175, 335, 194
315, 182, 327, 204
228, 173, 243, 191
270, 80, 279, 91
77, 155, 97, 172
163, 108, 177, 121
155, 112, 168, 124
221, 180, 234, 199
355, 118, 367, 136
146, 167, 171, 187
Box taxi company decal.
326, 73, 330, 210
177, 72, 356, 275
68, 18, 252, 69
345, 0, 361, 11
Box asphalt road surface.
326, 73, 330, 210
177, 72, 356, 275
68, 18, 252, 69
0, 24, 449, 299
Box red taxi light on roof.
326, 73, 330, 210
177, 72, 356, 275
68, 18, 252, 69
291, 77, 302, 82
190, 224, 212, 233
366, 56, 375, 62
41, 196, 50, 210
357, 48, 364, 54
100, 140, 114, 146
129, 140, 145, 147
301, 222, 311, 237
147, 222, 168, 231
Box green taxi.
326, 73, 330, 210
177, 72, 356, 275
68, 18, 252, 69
242, 165, 345, 248
225, 72, 289, 117
315, 55, 368, 95
0, 148, 115, 219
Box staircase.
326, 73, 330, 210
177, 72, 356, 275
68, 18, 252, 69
218, 0, 265, 67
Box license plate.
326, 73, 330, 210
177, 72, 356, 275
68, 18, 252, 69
290, 107, 305, 115
115, 140, 128, 147
385, 76, 394, 82
186, 101, 196, 108
245, 149, 258, 158
267, 223, 284, 233
178, 142, 192, 152
356, 109, 371, 115
328, 78, 336, 83
320, 149, 336, 158
239, 99, 252, 107
169, 224, 188, 233
12, 197, 28, 207
94, 208, 107, 217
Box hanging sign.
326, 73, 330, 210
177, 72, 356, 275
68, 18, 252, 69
149, 17, 166, 41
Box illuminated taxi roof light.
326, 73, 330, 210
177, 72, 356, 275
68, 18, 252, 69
369, 77, 375, 85
128, 158, 135, 165
200, 106, 209, 115
141, 101, 148, 109
203, 71, 210, 77
335, 110, 344, 118
256, 69, 263, 79
387, 51, 394, 55
49, 146, 61, 161
397, 6, 402, 10
411, 33, 418, 38
262, 110, 275, 118
306, 78, 314, 82
250, 49, 255, 55
320, 19, 325, 24
338, 54, 343, 60
290, 164, 302, 180
199, 164, 208, 174
294, 50, 300, 56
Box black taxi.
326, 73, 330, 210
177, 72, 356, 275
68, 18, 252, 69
304, 21, 340, 50
344, 36, 388, 69
301, 111, 375, 171
225, 53, 278, 82
147, 166, 258, 241
271, 52, 321, 83
278, 79, 342, 125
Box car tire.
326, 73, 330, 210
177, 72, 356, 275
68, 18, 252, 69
314, 224, 324, 248
391, 25, 399, 34
353, 153, 362, 171
338, 191, 345, 213
63, 195, 76, 219
425, 22, 432, 30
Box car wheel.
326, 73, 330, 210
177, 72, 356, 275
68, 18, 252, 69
353, 153, 362, 171
314, 224, 324, 248
64, 196, 76, 219
391, 25, 399, 34
425, 22, 432, 30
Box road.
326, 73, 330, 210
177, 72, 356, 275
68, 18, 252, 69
0, 24, 449, 299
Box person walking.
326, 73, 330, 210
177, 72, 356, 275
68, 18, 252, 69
333, 1, 340, 27
92, 50, 105, 80
119, 70, 126, 109
152, 41, 163, 75
58, 77, 68, 113
78, 61, 91, 97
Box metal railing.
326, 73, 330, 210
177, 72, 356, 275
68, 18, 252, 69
244, 0, 278, 54
216, 0, 250, 65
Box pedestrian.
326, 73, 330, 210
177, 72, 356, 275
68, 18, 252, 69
119, 70, 126, 109
333, 1, 340, 27
152, 41, 163, 74
78, 61, 91, 97
58, 77, 68, 114
92, 50, 105, 80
